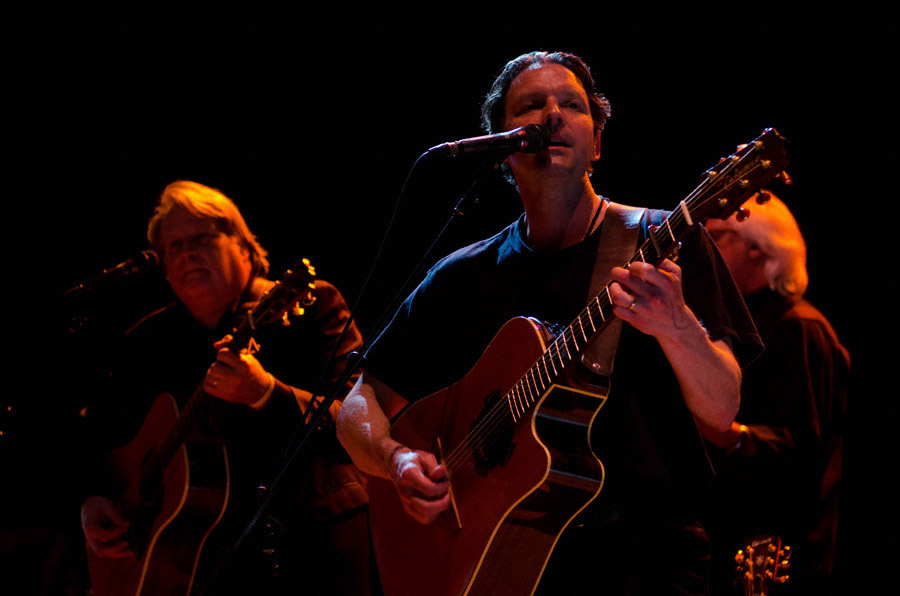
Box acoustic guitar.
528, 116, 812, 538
369, 129, 790, 596
86, 259, 317, 596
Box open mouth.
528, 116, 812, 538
182, 268, 209, 281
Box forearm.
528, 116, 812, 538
609, 259, 741, 430
336, 373, 401, 479
657, 312, 741, 431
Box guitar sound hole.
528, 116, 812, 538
471, 391, 515, 476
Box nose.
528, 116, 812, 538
543, 99, 563, 132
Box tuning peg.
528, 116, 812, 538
779, 170, 793, 185
281, 311, 292, 327
736, 207, 751, 222
302, 257, 317, 276
755, 190, 771, 205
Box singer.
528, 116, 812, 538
78, 180, 377, 595
337, 51, 762, 596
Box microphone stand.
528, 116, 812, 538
195, 153, 501, 594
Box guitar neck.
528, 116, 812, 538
142, 306, 263, 478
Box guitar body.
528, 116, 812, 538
369, 317, 607, 596
86, 393, 230, 596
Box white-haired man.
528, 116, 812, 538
704, 191, 850, 594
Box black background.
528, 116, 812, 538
7, 6, 894, 593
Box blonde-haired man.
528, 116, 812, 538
81, 181, 374, 594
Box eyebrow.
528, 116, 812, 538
512, 88, 588, 106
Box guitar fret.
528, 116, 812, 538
533, 363, 544, 389
506, 393, 519, 421
546, 351, 559, 377
562, 332, 574, 356
531, 367, 545, 393
585, 307, 595, 334
553, 342, 566, 370
525, 373, 541, 406
569, 327, 580, 351
540, 355, 552, 384
678, 199, 694, 226
513, 383, 525, 415
509, 384, 520, 418
596, 296, 606, 322
548, 343, 559, 372
665, 219, 677, 243
577, 317, 588, 342
523, 374, 536, 404
523, 380, 534, 406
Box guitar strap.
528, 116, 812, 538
580, 201, 646, 377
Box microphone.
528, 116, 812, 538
64, 250, 159, 297
97, 250, 159, 280
427, 124, 550, 158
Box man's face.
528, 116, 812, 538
502, 63, 601, 181
705, 219, 763, 295
160, 207, 252, 317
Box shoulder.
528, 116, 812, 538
311, 278, 349, 305
779, 298, 849, 362
124, 301, 181, 340
420, 217, 525, 289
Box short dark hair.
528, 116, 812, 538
481, 51, 611, 135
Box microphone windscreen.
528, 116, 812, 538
520, 124, 551, 154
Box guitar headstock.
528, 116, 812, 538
735, 534, 791, 596
251, 258, 318, 328
687, 128, 790, 224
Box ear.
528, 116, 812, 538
747, 246, 766, 264
592, 128, 602, 161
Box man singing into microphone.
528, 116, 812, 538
337, 51, 761, 595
